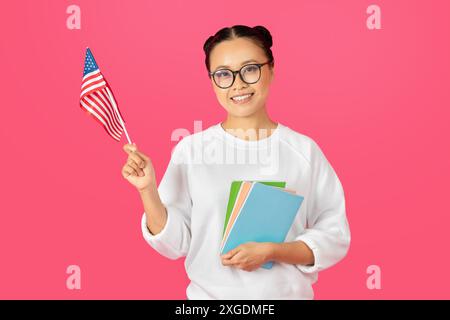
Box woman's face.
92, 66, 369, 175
209, 37, 274, 118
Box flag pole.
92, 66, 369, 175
105, 86, 132, 144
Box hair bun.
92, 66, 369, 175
253, 25, 273, 48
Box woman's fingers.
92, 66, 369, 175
127, 158, 140, 171
127, 159, 144, 176
123, 143, 137, 155
123, 143, 149, 167
122, 143, 151, 179
128, 153, 146, 169
122, 164, 138, 178
134, 150, 150, 162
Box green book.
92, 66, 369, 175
222, 180, 287, 237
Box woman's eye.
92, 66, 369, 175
244, 66, 258, 73
216, 71, 230, 78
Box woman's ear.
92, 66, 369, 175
269, 67, 274, 83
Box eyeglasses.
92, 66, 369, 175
208, 60, 273, 89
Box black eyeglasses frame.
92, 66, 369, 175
208, 59, 273, 89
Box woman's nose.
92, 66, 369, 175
232, 73, 248, 90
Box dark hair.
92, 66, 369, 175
203, 25, 274, 74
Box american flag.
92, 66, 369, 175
80, 48, 127, 142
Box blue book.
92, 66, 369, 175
221, 182, 304, 269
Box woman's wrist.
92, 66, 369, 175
138, 184, 158, 198
268, 241, 315, 266
266, 242, 278, 262
139, 185, 164, 214
139, 185, 167, 234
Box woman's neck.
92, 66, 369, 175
221, 108, 278, 141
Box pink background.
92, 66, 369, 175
0, 0, 449, 299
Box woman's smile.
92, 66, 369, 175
230, 92, 254, 104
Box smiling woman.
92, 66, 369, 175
124, 24, 351, 300
204, 26, 275, 126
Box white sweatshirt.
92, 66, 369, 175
141, 122, 351, 300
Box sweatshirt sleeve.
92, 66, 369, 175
294, 141, 351, 274
141, 138, 192, 260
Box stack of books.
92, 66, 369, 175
220, 181, 304, 269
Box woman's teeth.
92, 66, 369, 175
231, 93, 254, 104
